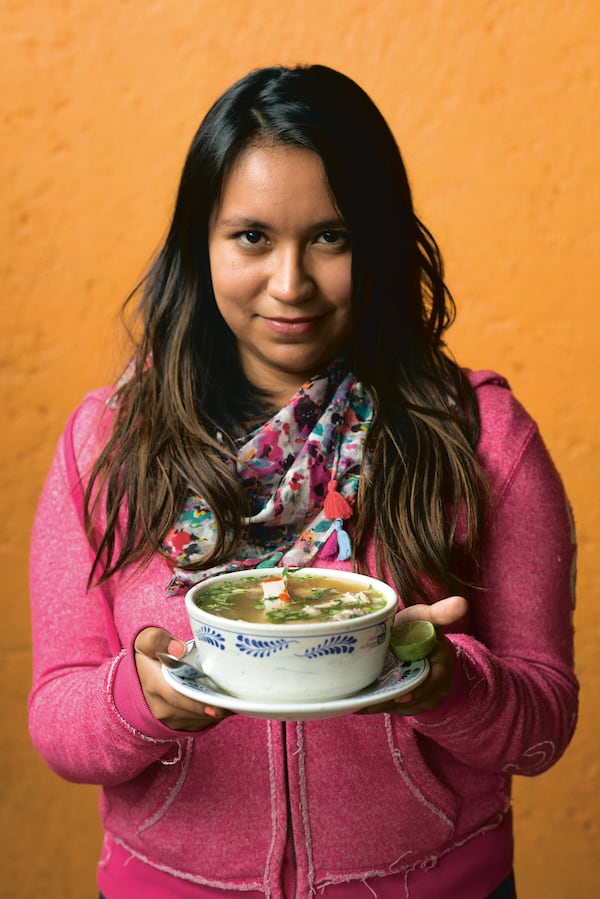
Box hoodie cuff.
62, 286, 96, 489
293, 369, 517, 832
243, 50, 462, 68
111, 640, 196, 740
410, 637, 470, 725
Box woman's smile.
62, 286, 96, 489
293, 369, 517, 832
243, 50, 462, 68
261, 313, 327, 336
208, 144, 353, 407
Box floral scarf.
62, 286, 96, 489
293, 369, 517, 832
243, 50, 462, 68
159, 360, 373, 594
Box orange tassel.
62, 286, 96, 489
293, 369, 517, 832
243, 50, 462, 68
324, 479, 352, 520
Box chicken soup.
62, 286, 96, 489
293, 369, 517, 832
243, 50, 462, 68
194, 572, 387, 624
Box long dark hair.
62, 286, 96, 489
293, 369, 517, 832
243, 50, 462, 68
85, 64, 486, 601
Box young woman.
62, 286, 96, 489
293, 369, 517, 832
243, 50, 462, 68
28, 65, 577, 899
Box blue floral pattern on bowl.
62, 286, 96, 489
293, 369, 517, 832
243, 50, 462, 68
194, 625, 226, 651
296, 635, 357, 658
235, 636, 299, 658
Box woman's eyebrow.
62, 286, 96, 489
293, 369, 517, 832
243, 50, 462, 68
312, 218, 348, 230
215, 215, 347, 230
216, 216, 269, 229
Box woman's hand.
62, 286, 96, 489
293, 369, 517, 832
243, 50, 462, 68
134, 627, 232, 731
356, 595, 468, 717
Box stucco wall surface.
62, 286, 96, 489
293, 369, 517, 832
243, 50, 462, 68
1, 2, 598, 897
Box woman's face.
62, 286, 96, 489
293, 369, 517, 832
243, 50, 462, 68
208, 144, 353, 407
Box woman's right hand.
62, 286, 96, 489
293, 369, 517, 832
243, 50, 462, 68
134, 627, 232, 732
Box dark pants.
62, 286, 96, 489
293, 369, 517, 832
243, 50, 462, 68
100, 871, 517, 899
489, 870, 518, 898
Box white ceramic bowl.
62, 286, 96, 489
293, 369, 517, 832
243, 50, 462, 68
185, 567, 398, 703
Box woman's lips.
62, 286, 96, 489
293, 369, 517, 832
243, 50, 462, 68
262, 316, 323, 336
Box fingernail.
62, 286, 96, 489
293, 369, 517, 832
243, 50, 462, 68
167, 639, 185, 657
204, 706, 218, 718
395, 693, 413, 704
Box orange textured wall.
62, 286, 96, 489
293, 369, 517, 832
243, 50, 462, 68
2, 2, 598, 897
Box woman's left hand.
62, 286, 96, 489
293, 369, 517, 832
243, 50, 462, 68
356, 595, 468, 716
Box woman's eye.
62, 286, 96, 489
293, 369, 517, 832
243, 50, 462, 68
237, 230, 265, 246
316, 230, 350, 248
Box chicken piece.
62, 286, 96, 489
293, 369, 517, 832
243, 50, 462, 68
264, 597, 287, 612
300, 605, 321, 618
331, 607, 370, 621
261, 577, 291, 603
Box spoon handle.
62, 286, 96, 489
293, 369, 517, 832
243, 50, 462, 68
156, 650, 208, 679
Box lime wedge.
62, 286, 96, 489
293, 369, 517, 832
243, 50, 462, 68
390, 620, 436, 661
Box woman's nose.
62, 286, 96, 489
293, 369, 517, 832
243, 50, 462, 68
267, 246, 314, 303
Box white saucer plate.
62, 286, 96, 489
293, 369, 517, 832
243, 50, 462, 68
162, 649, 430, 721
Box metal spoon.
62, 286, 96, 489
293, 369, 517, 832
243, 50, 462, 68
156, 647, 209, 679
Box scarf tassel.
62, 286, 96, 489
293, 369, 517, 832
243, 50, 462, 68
322, 479, 353, 561
321, 518, 352, 561
324, 479, 353, 520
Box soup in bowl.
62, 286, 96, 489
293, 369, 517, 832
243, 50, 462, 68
185, 567, 398, 703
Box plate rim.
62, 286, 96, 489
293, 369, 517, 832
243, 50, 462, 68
161, 648, 430, 720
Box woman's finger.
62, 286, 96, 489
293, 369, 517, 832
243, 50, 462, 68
134, 626, 188, 661
394, 595, 468, 628
133, 627, 231, 730
356, 632, 457, 716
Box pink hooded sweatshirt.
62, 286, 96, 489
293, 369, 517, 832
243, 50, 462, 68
28, 372, 578, 898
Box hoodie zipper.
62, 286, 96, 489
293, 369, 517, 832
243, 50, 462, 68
282, 721, 297, 899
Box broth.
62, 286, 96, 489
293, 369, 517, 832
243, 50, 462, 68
195, 572, 387, 624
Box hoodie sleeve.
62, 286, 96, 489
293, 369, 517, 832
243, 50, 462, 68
410, 381, 578, 775
28, 394, 195, 786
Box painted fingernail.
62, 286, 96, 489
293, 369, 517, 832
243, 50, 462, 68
204, 706, 218, 718
395, 693, 413, 704
167, 639, 185, 657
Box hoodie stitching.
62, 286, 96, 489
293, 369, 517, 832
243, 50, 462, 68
384, 715, 454, 831
263, 721, 279, 899
314, 812, 510, 896
409, 650, 484, 732
112, 837, 265, 890
296, 721, 317, 895
502, 739, 557, 775
489, 421, 537, 513
106, 652, 183, 763
136, 737, 194, 835
399, 810, 510, 896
